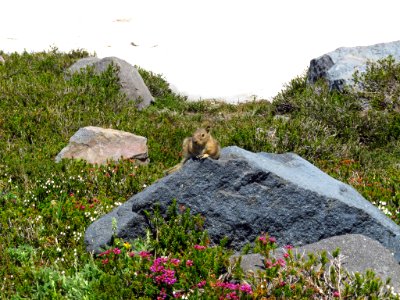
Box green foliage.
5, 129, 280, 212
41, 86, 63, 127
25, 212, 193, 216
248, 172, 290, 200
144, 200, 209, 256
24, 203, 234, 299
7, 244, 36, 266
0, 49, 399, 298
353, 55, 400, 111
137, 66, 189, 111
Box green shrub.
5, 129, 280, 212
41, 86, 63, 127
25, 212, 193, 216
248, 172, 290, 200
353, 55, 400, 111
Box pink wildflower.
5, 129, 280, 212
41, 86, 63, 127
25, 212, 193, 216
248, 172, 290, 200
99, 249, 111, 257
150, 257, 177, 286
170, 258, 180, 266
333, 291, 340, 298
269, 236, 277, 243
239, 284, 252, 294
258, 236, 267, 244
128, 251, 135, 257
225, 291, 239, 300
197, 280, 207, 288
214, 281, 239, 291
159, 257, 169, 263
277, 258, 286, 267
139, 251, 152, 260
224, 282, 238, 290
194, 244, 206, 251
186, 260, 193, 267
173, 291, 182, 298
265, 259, 273, 268
284, 244, 294, 250
150, 257, 168, 273
113, 247, 121, 255
155, 269, 177, 285
101, 258, 109, 265
150, 263, 164, 273
157, 288, 167, 300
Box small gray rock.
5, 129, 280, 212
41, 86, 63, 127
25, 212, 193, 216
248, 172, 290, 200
68, 57, 154, 109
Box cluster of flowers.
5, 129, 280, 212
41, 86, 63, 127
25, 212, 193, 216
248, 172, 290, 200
263, 244, 293, 269
98, 247, 125, 264
97, 243, 254, 299
258, 235, 276, 245
265, 257, 286, 268
212, 281, 253, 299
193, 244, 206, 251
149, 257, 178, 285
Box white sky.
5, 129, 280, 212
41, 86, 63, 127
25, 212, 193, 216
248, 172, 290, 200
1, 0, 399, 102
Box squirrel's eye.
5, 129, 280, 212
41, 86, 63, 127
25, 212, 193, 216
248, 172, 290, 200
202, 134, 205, 137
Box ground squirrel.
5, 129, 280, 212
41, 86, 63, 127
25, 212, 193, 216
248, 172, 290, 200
165, 126, 220, 175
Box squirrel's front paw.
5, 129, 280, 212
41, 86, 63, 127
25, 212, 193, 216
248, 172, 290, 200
197, 153, 209, 160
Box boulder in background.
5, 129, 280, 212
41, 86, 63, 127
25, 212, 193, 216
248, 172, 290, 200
55, 126, 148, 165
68, 56, 154, 110
307, 40, 400, 91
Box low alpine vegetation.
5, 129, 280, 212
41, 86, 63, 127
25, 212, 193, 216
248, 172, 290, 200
0, 48, 398, 298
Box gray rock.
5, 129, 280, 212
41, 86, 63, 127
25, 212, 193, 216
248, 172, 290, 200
84, 146, 400, 265
239, 234, 400, 292
307, 40, 400, 91
68, 57, 154, 109
55, 126, 148, 165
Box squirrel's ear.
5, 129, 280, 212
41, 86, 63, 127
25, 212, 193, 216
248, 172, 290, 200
201, 120, 212, 132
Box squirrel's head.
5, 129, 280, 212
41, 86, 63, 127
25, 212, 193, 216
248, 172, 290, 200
192, 128, 210, 146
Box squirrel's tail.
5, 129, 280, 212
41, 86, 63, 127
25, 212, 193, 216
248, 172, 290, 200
164, 162, 184, 176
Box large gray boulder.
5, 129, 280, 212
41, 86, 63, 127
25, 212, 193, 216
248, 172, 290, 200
55, 126, 148, 165
68, 56, 154, 109
307, 40, 400, 91
84, 146, 400, 263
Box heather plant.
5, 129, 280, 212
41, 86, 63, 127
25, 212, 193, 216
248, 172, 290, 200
0, 49, 399, 298
249, 234, 398, 299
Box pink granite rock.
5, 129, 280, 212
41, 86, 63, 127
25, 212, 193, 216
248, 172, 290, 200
56, 126, 148, 165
